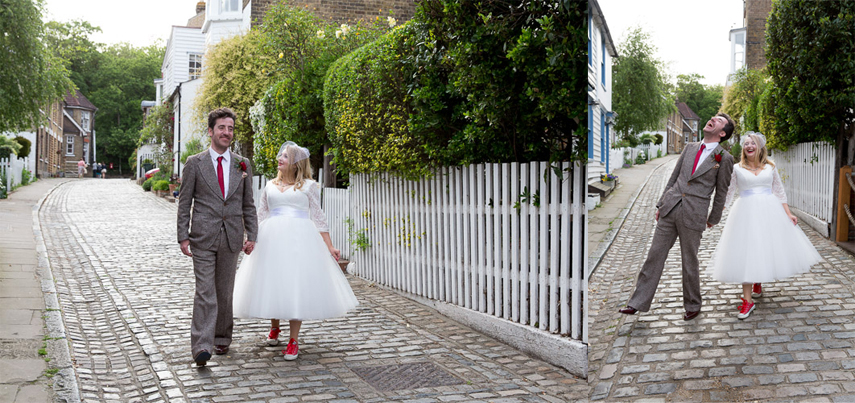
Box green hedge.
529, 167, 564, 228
152, 180, 170, 191
142, 177, 154, 191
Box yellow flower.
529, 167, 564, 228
316, 30, 325, 39
387, 17, 397, 27
279, 52, 283, 58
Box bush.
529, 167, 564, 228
729, 141, 742, 162
14, 136, 31, 157
152, 180, 170, 191
639, 133, 654, 145
656, 149, 662, 159
142, 177, 154, 191
654, 133, 664, 145
635, 152, 647, 165
21, 168, 33, 185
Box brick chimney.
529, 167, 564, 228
196, 1, 206, 14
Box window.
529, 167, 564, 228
733, 31, 745, 71
81, 111, 90, 130
66, 136, 74, 155
601, 40, 606, 85
189, 54, 203, 80
221, 0, 239, 12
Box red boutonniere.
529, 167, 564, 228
714, 150, 724, 163
235, 159, 248, 178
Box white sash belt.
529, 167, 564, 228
739, 188, 772, 198
270, 207, 309, 219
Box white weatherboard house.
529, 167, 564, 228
587, 0, 618, 184
142, 0, 254, 179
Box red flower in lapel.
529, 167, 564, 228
239, 161, 247, 171
714, 150, 724, 163
234, 158, 249, 178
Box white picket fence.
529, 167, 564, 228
0, 156, 30, 193
770, 141, 835, 224
348, 161, 587, 341
610, 143, 667, 170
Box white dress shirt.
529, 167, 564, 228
697, 141, 718, 168
209, 148, 230, 195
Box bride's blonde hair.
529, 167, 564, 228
273, 143, 314, 190
739, 132, 775, 169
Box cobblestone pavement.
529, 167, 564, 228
588, 158, 855, 401
39, 180, 587, 403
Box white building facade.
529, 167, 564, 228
587, 0, 618, 183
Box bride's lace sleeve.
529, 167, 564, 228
724, 167, 739, 208
307, 181, 330, 232
257, 183, 270, 223
771, 165, 788, 204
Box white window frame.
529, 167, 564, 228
66, 136, 74, 156
220, 0, 239, 12
189, 53, 203, 80
81, 111, 90, 131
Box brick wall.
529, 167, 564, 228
246, 0, 417, 27
745, 0, 772, 69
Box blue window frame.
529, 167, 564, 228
588, 13, 592, 66
605, 121, 610, 172
588, 104, 594, 159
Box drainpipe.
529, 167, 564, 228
176, 83, 182, 177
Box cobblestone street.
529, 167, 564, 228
588, 158, 855, 401
38, 180, 586, 402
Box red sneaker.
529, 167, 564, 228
737, 298, 755, 320
752, 283, 762, 297
283, 338, 299, 361
267, 327, 280, 346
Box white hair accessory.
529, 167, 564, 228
742, 131, 766, 149
277, 141, 310, 164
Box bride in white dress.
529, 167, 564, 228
711, 132, 821, 319
232, 141, 358, 360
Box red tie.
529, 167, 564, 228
691, 144, 705, 175
217, 156, 225, 198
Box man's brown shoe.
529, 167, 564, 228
683, 310, 700, 321
618, 306, 638, 315
214, 345, 229, 355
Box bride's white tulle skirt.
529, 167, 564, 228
232, 215, 358, 320
710, 192, 821, 283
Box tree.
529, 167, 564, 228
675, 73, 723, 134
43, 20, 102, 94
720, 68, 767, 141
765, 0, 855, 148
612, 27, 674, 142
89, 43, 164, 173
0, 0, 73, 133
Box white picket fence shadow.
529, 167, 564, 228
770, 141, 835, 225
348, 161, 587, 342
0, 156, 29, 192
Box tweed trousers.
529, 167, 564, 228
190, 228, 240, 356
626, 201, 704, 312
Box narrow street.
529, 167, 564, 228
588, 158, 855, 401
38, 179, 587, 402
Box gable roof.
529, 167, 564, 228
64, 89, 97, 111
677, 102, 700, 121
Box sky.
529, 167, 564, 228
42, 0, 201, 48
598, 0, 744, 87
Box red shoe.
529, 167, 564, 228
737, 298, 755, 320
752, 283, 762, 297
267, 327, 280, 346
283, 338, 299, 361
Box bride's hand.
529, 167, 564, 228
789, 214, 798, 225
328, 246, 341, 261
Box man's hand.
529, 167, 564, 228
655, 209, 660, 221
180, 240, 192, 257
242, 240, 255, 255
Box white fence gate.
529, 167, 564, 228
771, 141, 835, 225
348, 162, 587, 341
1, 156, 29, 193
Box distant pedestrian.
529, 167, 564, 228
101, 164, 107, 179
232, 141, 357, 361
618, 113, 735, 321
77, 158, 87, 179
93, 162, 101, 178
710, 132, 820, 319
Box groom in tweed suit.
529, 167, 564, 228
177, 108, 258, 366
620, 113, 735, 321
